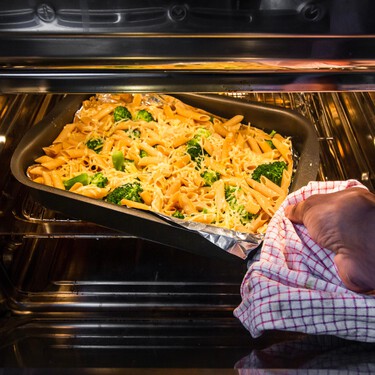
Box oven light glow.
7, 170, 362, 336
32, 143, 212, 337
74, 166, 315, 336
0, 135, 6, 143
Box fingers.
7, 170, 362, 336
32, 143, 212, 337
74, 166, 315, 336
285, 193, 328, 224
285, 201, 305, 224
334, 253, 374, 293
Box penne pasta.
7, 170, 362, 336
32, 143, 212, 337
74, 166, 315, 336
273, 194, 287, 213
235, 132, 246, 149
120, 198, 150, 211
202, 138, 215, 156
137, 156, 166, 167
189, 213, 216, 224
139, 142, 164, 157
250, 212, 270, 232
51, 171, 65, 190
41, 157, 66, 170
173, 154, 191, 169
27, 165, 46, 177
53, 123, 76, 144
221, 132, 235, 161
35, 155, 55, 164
43, 143, 63, 157
172, 133, 193, 148
178, 193, 197, 215
41, 171, 53, 186
222, 115, 244, 128
213, 120, 228, 138
163, 104, 175, 119
272, 137, 291, 162
176, 104, 211, 122
249, 189, 276, 217
281, 169, 292, 192
246, 178, 279, 199
214, 180, 227, 213
33, 176, 44, 184
76, 186, 109, 199
166, 179, 182, 197
245, 199, 261, 215
260, 175, 285, 196
62, 149, 86, 159
27, 93, 294, 235
131, 93, 142, 107
257, 139, 273, 153
246, 136, 262, 154
92, 104, 118, 121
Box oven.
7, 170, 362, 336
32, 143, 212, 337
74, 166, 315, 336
0, 1, 374, 372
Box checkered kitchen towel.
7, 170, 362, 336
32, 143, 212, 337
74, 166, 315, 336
234, 180, 375, 342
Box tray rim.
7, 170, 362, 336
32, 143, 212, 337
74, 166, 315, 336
10, 93, 320, 260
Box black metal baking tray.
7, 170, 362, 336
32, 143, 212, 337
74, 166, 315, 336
10, 94, 319, 261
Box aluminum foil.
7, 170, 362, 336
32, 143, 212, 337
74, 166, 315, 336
156, 213, 264, 260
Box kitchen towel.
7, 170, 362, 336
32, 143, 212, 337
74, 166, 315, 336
234, 179, 375, 342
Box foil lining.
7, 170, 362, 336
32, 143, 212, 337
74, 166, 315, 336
156, 213, 263, 260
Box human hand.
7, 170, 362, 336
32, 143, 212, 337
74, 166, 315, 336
285, 187, 375, 293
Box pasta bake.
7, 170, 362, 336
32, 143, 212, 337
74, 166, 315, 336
27, 93, 293, 234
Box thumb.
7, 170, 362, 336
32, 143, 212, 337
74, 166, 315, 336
285, 202, 305, 224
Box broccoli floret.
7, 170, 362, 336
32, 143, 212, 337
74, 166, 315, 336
224, 185, 238, 207
251, 161, 287, 186
112, 155, 138, 174
136, 109, 154, 122
201, 170, 220, 186
126, 128, 141, 139
106, 182, 144, 205
265, 140, 276, 149
112, 150, 125, 171
86, 138, 104, 153
124, 159, 138, 173
114, 106, 132, 122
186, 138, 204, 162
139, 150, 148, 158
63, 173, 90, 190
64, 172, 109, 190
269, 130, 277, 137
112, 153, 142, 173
172, 210, 185, 219
240, 211, 256, 224
224, 185, 255, 224
90, 172, 108, 188
265, 130, 277, 149
195, 127, 211, 139
186, 127, 211, 163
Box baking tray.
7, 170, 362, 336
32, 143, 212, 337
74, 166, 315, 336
10, 94, 319, 261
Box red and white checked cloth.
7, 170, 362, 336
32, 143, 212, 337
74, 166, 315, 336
234, 179, 375, 342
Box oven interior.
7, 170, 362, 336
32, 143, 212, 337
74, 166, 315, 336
1, 91, 374, 369
1, 0, 375, 371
